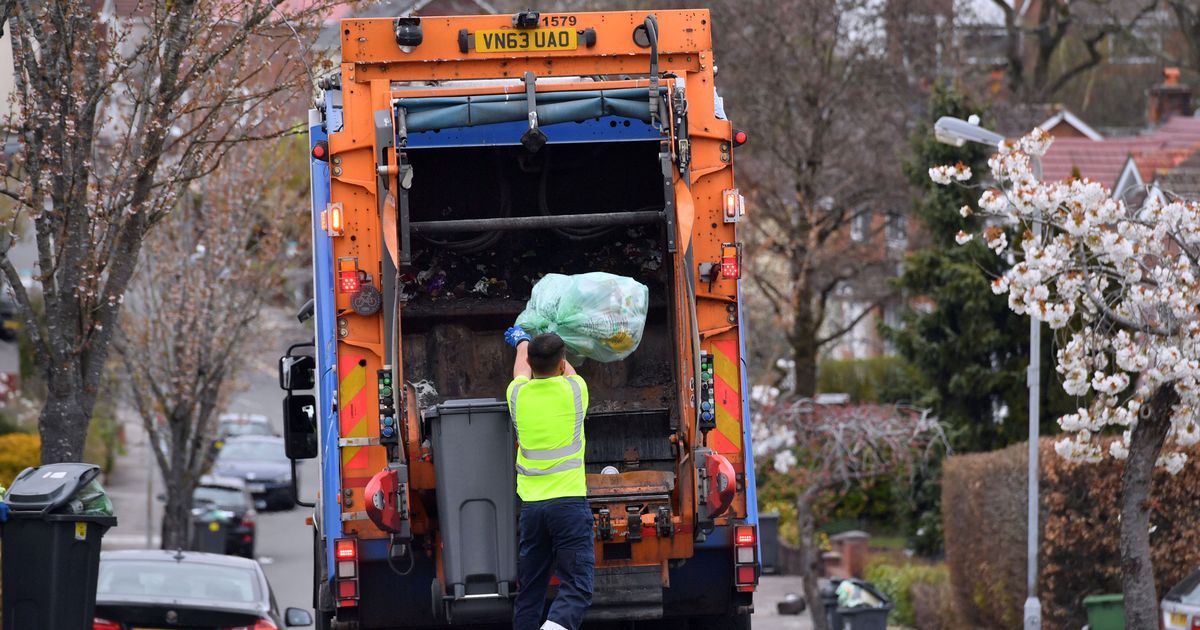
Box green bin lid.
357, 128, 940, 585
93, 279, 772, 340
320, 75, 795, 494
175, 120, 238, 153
1083, 594, 1124, 605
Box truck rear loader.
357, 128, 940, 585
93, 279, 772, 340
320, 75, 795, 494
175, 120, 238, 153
278, 9, 760, 629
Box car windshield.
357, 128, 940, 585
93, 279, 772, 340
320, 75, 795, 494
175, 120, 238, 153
218, 441, 286, 461
193, 486, 244, 511
97, 560, 260, 603
221, 422, 273, 438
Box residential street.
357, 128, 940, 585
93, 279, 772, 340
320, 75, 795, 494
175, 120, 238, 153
101, 307, 318, 617
94, 306, 812, 629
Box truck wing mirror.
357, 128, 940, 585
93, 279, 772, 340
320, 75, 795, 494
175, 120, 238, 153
283, 393, 318, 460
279, 354, 316, 391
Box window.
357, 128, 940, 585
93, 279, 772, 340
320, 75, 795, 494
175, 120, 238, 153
851, 211, 870, 242
886, 213, 908, 247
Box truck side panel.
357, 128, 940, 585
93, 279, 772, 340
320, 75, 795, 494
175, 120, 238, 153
310, 100, 343, 583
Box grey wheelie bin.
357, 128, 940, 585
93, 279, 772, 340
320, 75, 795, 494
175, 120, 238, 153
427, 398, 518, 623
823, 578, 894, 630
1, 462, 116, 630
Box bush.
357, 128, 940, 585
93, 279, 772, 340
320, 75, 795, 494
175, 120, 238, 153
817, 356, 924, 404
944, 438, 1200, 630
865, 560, 949, 627
0, 432, 40, 488
942, 441, 1028, 629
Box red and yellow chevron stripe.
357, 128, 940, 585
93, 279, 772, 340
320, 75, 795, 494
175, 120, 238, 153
338, 352, 370, 471
707, 339, 743, 456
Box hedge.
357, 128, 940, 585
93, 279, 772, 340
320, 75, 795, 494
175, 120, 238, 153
0, 432, 40, 489
944, 438, 1200, 630
942, 441, 1028, 629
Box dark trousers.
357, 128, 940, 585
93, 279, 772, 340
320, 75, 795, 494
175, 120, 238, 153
513, 497, 594, 630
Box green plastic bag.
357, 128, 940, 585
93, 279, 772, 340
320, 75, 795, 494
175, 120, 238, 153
516, 272, 649, 363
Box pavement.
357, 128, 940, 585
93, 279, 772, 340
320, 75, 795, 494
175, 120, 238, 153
754, 575, 816, 630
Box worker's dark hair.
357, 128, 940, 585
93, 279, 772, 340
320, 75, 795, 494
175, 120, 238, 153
528, 333, 566, 376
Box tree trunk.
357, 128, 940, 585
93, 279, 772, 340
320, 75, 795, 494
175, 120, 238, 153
792, 271, 819, 398
161, 475, 196, 551
797, 493, 830, 630
1120, 384, 1177, 629
38, 384, 92, 464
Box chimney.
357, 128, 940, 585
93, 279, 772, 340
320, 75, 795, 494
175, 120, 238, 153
1148, 67, 1192, 125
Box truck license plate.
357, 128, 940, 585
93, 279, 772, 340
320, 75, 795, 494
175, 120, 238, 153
474, 28, 577, 53
1170, 612, 1187, 626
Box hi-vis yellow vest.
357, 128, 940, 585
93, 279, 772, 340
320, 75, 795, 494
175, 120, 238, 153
506, 375, 589, 502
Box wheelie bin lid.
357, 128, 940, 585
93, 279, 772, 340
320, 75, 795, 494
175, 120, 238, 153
3, 462, 101, 513
424, 398, 507, 417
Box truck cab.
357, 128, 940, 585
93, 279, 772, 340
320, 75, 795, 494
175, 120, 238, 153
280, 9, 759, 629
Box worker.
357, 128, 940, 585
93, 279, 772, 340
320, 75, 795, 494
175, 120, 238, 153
504, 325, 593, 630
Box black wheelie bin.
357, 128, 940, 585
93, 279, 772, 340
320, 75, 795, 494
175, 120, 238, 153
1, 462, 116, 630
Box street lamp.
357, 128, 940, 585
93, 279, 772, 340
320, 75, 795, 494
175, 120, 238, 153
934, 115, 1043, 630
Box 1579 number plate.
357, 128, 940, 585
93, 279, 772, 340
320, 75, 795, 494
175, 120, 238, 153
474, 28, 577, 53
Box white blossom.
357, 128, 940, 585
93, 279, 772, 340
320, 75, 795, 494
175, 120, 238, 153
1157, 452, 1188, 476
933, 128, 1200, 473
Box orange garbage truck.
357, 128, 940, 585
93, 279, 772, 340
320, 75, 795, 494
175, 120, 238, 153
279, 9, 760, 629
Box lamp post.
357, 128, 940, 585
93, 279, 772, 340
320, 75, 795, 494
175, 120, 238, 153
934, 116, 1043, 630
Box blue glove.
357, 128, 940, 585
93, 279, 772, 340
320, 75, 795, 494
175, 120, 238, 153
505, 325, 532, 348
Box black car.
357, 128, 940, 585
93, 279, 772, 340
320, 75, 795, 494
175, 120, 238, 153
193, 475, 257, 558
212, 435, 295, 511
93, 549, 312, 630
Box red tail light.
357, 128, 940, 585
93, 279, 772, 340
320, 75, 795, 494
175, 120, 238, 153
336, 538, 357, 560
93, 619, 122, 630
1191, 614, 1200, 630
735, 525, 756, 547
338, 270, 360, 294
735, 564, 756, 584
338, 579, 359, 599
241, 513, 255, 528
223, 621, 278, 630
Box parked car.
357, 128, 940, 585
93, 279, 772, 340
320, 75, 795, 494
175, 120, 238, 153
212, 435, 295, 510
1163, 567, 1200, 629
92, 549, 313, 629
215, 413, 276, 447
193, 475, 257, 558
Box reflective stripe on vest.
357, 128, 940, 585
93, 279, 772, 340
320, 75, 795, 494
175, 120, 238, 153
509, 377, 586, 476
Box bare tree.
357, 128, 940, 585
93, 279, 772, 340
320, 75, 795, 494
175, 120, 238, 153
976, 0, 1118, 103
711, 0, 913, 396
754, 399, 946, 630
0, 0, 336, 463
117, 142, 303, 550
1094, 0, 1200, 74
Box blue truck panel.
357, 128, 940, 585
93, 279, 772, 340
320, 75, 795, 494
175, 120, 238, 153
405, 116, 662, 149
309, 105, 342, 582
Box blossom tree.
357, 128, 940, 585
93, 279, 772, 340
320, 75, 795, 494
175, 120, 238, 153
754, 399, 945, 630
0, 0, 338, 464
932, 129, 1200, 627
